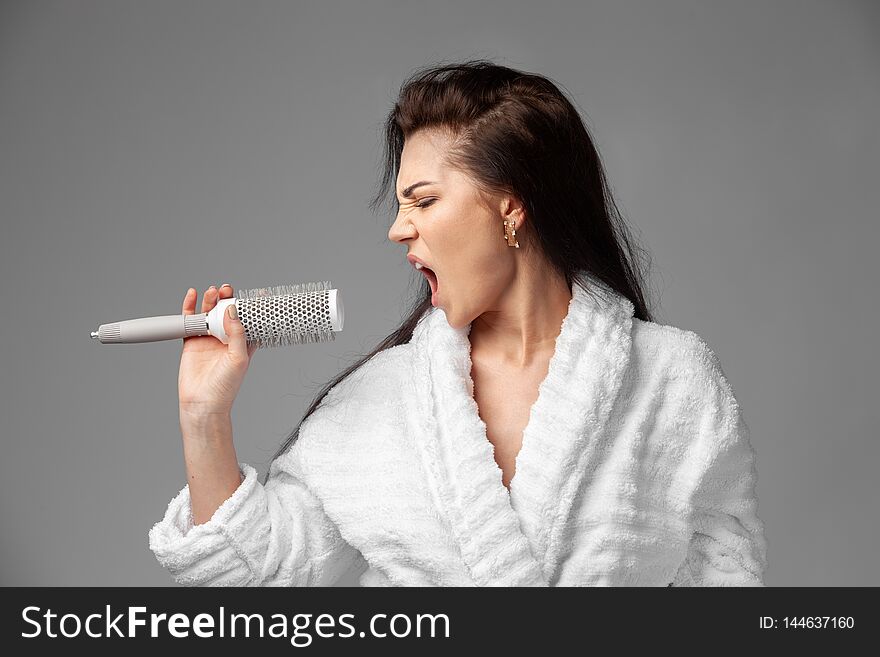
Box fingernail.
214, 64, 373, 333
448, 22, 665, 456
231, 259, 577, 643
220, 283, 231, 289
227, 304, 238, 320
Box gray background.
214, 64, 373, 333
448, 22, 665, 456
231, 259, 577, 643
1, 0, 877, 586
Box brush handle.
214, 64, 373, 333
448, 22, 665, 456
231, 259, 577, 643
90, 312, 212, 344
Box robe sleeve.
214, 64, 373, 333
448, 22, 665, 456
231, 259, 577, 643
670, 339, 769, 587
147, 444, 363, 587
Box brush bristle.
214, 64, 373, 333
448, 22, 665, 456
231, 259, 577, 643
235, 281, 336, 349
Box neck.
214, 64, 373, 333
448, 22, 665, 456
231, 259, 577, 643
468, 267, 572, 368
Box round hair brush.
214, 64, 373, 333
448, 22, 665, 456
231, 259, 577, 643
90, 281, 343, 348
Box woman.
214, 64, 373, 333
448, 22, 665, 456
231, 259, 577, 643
149, 60, 768, 586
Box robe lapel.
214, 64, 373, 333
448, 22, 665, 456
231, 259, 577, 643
409, 270, 635, 585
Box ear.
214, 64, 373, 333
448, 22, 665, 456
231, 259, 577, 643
499, 194, 527, 230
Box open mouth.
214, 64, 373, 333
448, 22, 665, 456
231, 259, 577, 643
419, 266, 439, 296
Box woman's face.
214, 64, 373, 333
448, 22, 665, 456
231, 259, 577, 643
387, 129, 521, 329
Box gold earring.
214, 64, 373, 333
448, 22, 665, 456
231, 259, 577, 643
503, 219, 520, 248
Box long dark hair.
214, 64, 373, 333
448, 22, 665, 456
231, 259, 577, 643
261, 59, 655, 485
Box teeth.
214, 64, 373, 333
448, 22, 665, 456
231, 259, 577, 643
414, 262, 424, 269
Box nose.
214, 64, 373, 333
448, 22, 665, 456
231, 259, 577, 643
388, 211, 416, 244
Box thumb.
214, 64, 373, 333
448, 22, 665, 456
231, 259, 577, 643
224, 303, 249, 362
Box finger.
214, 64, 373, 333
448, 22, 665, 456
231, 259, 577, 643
224, 303, 248, 361
182, 288, 196, 316
200, 285, 218, 314
218, 283, 234, 299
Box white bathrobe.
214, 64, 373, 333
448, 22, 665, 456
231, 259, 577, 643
148, 271, 768, 587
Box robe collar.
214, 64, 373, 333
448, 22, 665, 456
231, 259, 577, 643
408, 270, 635, 586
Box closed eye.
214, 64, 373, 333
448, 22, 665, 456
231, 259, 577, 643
416, 198, 437, 209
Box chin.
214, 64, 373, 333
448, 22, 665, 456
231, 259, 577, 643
440, 308, 459, 329
441, 307, 474, 331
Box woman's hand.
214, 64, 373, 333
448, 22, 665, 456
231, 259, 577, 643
177, 284, 258, 419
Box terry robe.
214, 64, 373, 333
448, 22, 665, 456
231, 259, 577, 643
149, 271, 769, 586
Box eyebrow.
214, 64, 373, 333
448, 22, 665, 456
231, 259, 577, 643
398, 180, 437, 199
